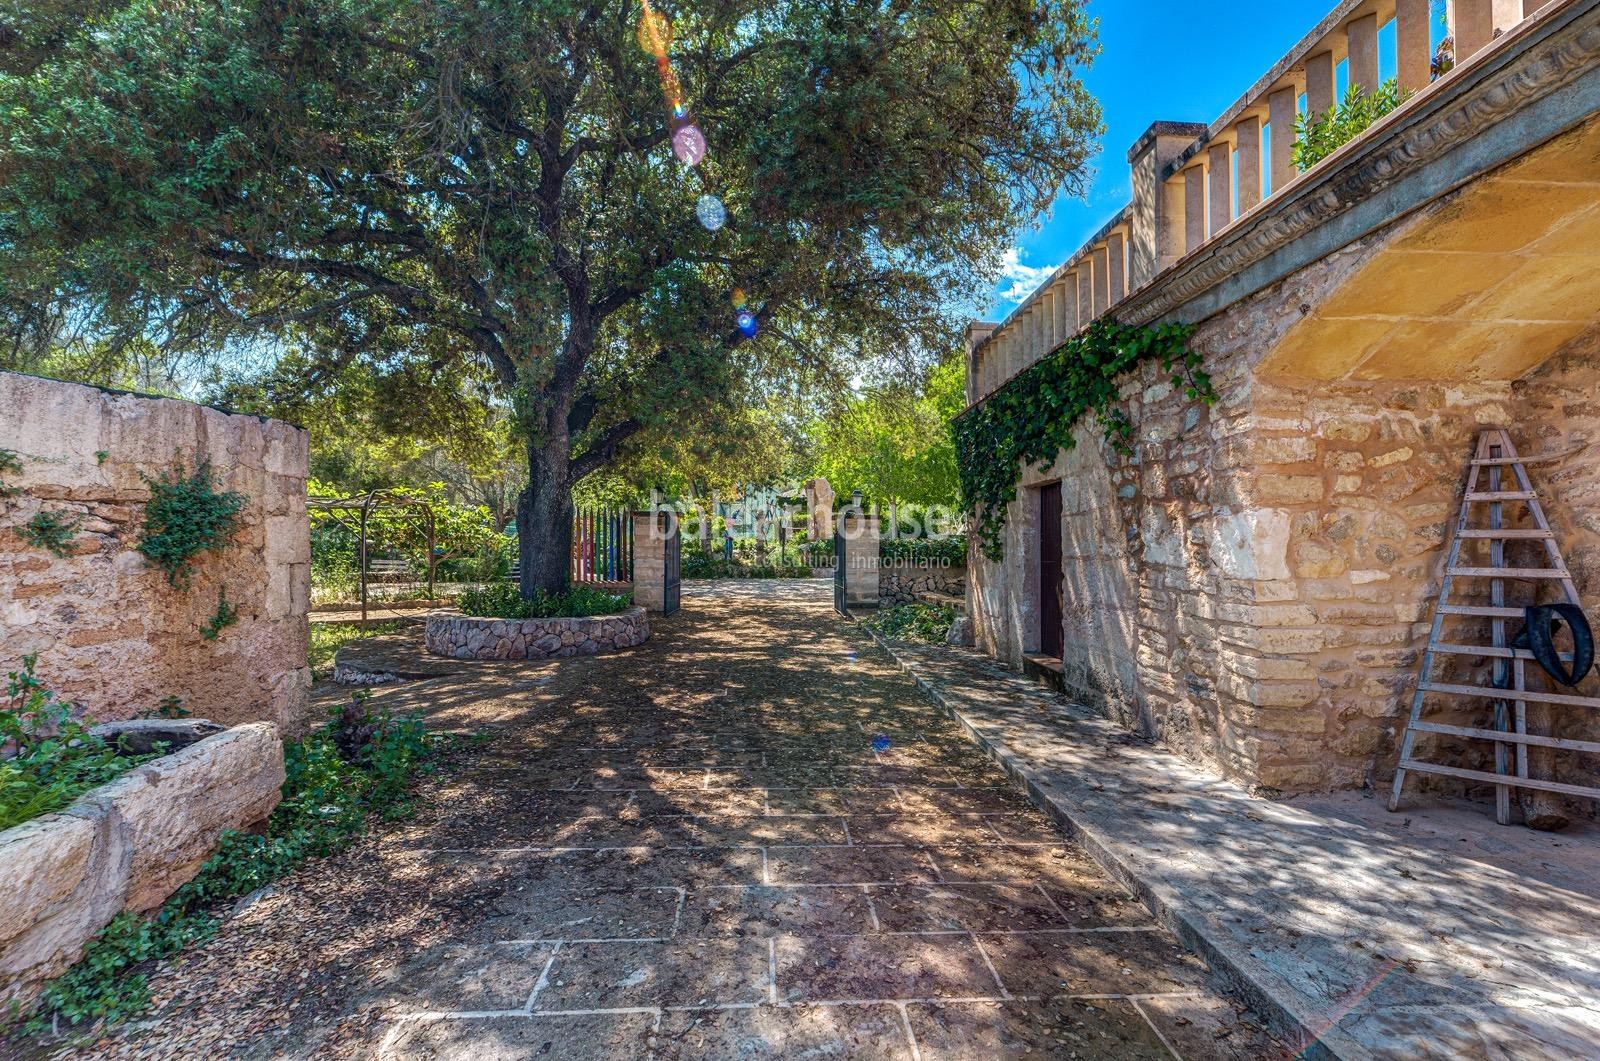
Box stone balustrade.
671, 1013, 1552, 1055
965, 0, 1554, 407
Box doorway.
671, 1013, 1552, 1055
1037, 482, 1063, 660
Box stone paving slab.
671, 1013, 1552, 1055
863, 625, 1600, 1060
39, 581, 1285, 1060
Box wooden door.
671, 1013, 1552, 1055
1038, 483, 1063, 659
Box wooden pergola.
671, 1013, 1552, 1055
307, 490, 439, 624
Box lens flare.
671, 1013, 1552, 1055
637, 8, 671, 56
672, 125, 707, 166
736, 310, 758, 338
696, 194, 727, 231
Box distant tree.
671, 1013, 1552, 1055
0, 0, 1101, 595
808, 353, 963, 506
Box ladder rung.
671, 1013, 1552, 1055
1421, 682, 1600, 709
1409, 721, 1600, 755
1447, 567, 1567, 579
1463, 491, 1537, 502
1431, 643, 1573, 662
1438, 605, 1526, 618
1468, 458, 1528, 466
1399, 760, 1600, 802
1455, 529, 1554, 540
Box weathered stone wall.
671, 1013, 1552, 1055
968, 223, 1600, 801
0, 723, 284, 1009
879, 562, 966, 607
425, 607, 649, 660
0, 372, 312, 733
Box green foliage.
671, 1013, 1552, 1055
880, 536, 967, 565
198, 589, 239, 641
681, 553, 812, 580
137, 464, 244, 588
953, 319, 1211, 561
1293, 80, 1412, 172
27, 695, 444, 1033
1, 0, 1102, 597
95, 450, 109, 466
307, 620, 408, 680
864, 602, 958, 644
458, 582, 632, 620
20, 510, 80, 557
0, 448, 21, 497
808, 354, 967, 506
0, 656, 159, 832
141, 696, 189, 721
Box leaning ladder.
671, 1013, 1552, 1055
1389, 428, 1600, 824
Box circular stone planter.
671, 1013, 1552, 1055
424, 607, 649, 660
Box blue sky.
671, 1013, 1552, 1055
980, 0, 1423, 317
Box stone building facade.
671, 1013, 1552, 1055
964, 1, 1600, 802
0, 372, 312, 734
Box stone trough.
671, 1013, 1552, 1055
0, 722, 284, 1010
424, 607, 649, 661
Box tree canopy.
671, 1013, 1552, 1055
0, 0, 1101, 592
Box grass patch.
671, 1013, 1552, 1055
458, 581, 631, 619
863, 602, 957, 645
308, 620, 407, 679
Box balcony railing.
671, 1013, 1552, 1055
966, 0, 1558, 408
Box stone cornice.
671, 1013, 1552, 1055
1119, 0, 1600, 330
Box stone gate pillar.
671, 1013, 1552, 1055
631, 510, 675, 612
839, 508, 880, 609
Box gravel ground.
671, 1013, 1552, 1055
18, 581, 1285, 1060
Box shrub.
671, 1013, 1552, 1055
0, 657, 159, 832
458, 581, 632, 619
1293, 80, 1411, 172
19, 510, 81, 557
137, 463, 245, 588
864, 602, 958, 645
680, 553, 811, 579
880, 536, 966, 565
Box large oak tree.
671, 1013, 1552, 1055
0, 0, 1099, 594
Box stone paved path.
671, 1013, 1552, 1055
55, 581, 1283, 1059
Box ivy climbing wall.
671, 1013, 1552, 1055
0, 372, 312, 734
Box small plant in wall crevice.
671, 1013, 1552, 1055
20, 510, 82, 558
0, 448, 22, 497
137, 462, 245, 588
199, 589, 240, 641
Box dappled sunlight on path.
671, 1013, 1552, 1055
61, 581, 1282, 1060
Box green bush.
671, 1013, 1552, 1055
1293, 80, 1411, 172
681, 553, 812, 580
19, 510, 81, 557
864, 602, 958, 645
26, 693, 445, 1034
137, 463, 245, 588
0, 656, 160, 832
458, 581, 632, 619
880, 536, 966, 564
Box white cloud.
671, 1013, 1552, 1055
994, 247, 1059, 306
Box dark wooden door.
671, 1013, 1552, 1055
1038, 483, 1063, 659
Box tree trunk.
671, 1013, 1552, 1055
516, 434, 574, 598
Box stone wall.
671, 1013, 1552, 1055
0, 372, 312, 734
0, 723, 284, 1009
425, 607, 650, 660
967, 226, 1600, 803
879, 562, 967, 608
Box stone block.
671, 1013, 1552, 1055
1255, 475, 1324, 505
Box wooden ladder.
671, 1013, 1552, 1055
1389, 428, 1600, 825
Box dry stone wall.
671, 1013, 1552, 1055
967, 227, 1600, 806
0, 372, 312, 734
426, 608, 649, 660
879, 562, 967, 608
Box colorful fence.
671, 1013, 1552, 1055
571, 506, 633, 583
